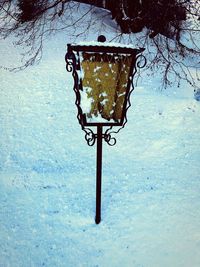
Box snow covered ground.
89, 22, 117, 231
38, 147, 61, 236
1, 4, 200, 267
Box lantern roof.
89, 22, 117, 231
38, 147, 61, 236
75, 41, 138, 48
67, 41, 144, 55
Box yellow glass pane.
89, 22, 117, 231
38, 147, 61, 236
81, 53, 132, 123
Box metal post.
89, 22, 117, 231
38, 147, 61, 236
95, 126, 103, 224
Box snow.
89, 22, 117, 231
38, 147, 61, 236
0, 3, 200, 267
80, 87, 93, 114
76, 41, 138, 49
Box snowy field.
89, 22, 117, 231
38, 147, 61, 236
1, 4, 200, 267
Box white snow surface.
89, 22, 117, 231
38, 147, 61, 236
75, 41, 137, 49
0, 4, 200, 267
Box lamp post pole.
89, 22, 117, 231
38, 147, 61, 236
95, 126, 103, 224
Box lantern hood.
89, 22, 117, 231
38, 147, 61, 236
71, 40, 144, 49
67, 40, 145, 55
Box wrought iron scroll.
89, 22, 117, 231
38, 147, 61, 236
65, 46, 96, 146
104, 52, 147, 144
131, 53, 147, 89
103, 130, 116, 146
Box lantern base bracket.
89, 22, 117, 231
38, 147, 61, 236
84, 127, 117, 147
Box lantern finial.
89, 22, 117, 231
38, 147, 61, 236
97, 35, 106, 42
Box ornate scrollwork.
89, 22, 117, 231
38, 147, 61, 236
131, 53, 147, 88
104, 131, 116, 146
136, 54, 147, 69
66, 59, 73, 72
65, 45, 77, 72
84, 128, 117, 147
84, 129, 96, 146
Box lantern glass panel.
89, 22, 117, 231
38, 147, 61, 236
79, 52, 133, 125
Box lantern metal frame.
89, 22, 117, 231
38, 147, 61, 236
65, 41, 146, 224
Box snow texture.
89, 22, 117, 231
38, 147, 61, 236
0, 3, 200, 267
76, 41, 137, 49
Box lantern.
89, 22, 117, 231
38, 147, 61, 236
65, 36, 146, 224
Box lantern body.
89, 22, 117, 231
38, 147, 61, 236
66, 43, 143, 127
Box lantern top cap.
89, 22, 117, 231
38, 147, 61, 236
68, 35, 144, 54
67, 41, 145, 54
69, 40, 144, 49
